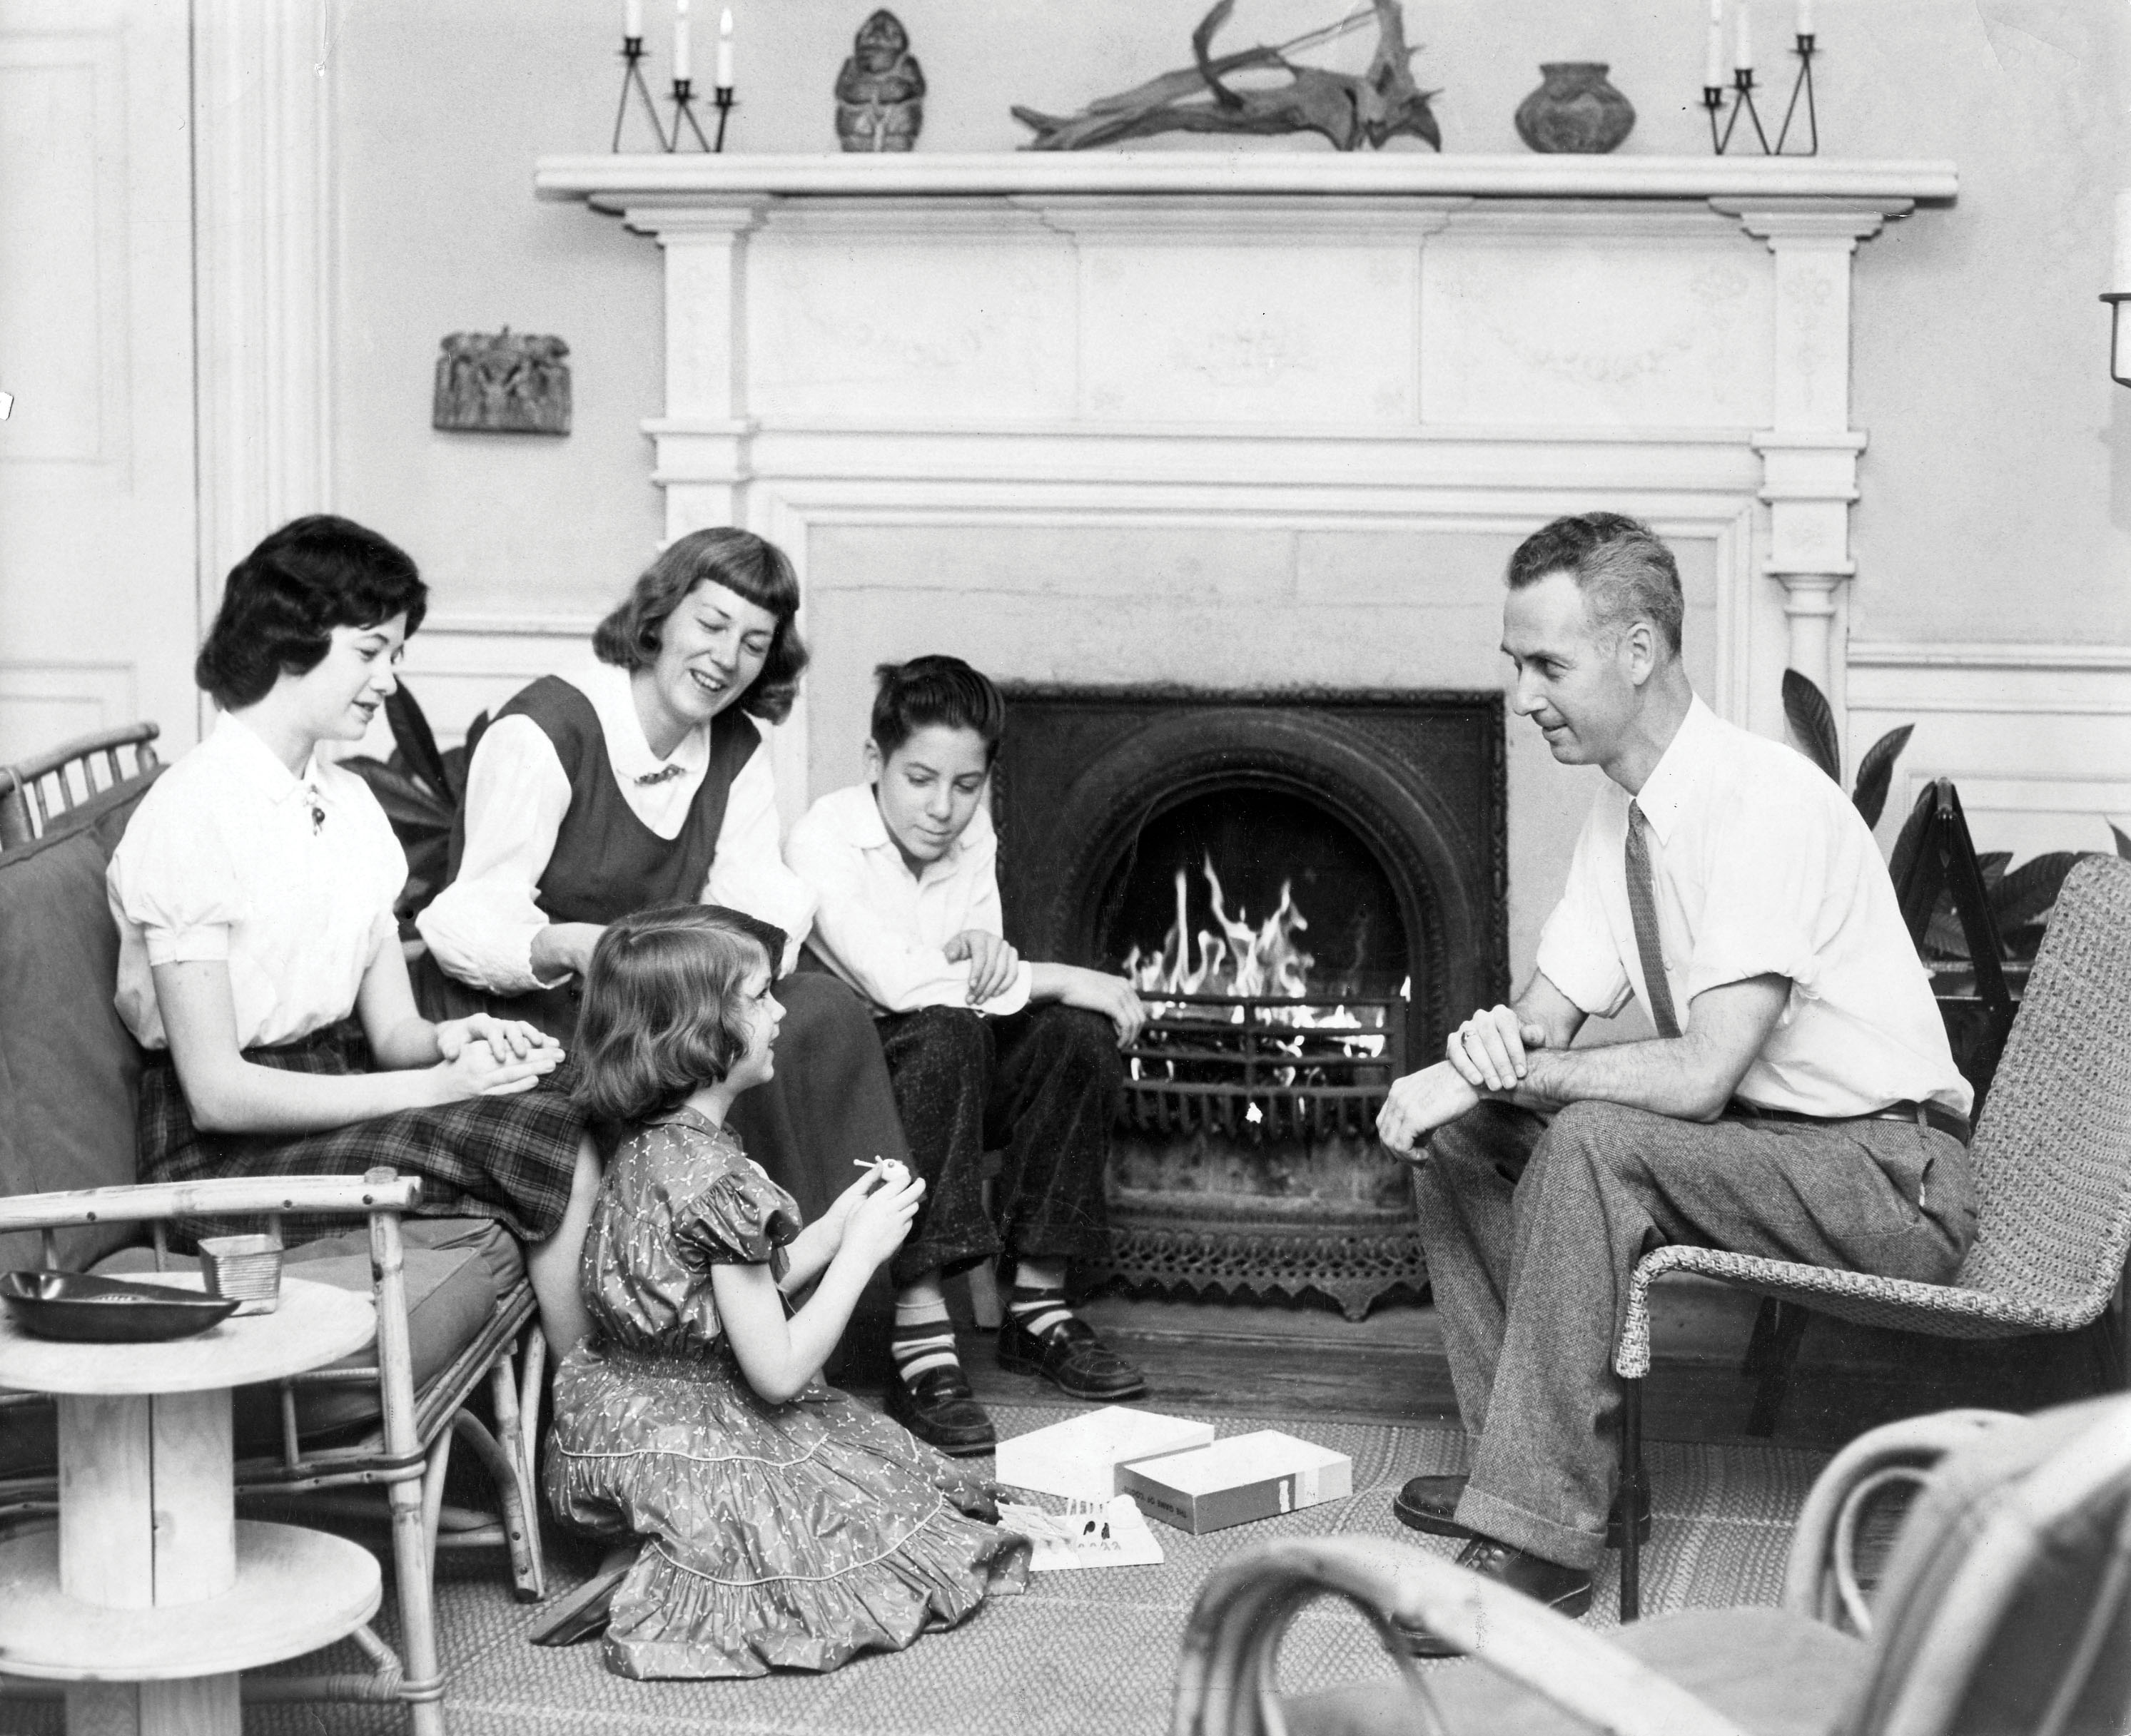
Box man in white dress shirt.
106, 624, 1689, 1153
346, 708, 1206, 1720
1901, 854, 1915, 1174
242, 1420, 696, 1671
787, 656, 1151, 1454
1374, 513, 1977, 1643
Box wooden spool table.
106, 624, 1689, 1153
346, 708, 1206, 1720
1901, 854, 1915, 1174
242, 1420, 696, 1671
0, 1276, 384, 1735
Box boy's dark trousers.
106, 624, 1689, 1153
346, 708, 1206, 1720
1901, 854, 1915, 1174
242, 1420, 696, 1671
872, 1002, 1122, 1290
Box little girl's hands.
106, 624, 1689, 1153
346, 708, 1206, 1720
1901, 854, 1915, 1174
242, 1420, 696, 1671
840, 1172, 926, 1270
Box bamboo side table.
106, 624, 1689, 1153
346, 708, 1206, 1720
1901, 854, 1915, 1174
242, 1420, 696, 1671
0, 1276, 383, 1735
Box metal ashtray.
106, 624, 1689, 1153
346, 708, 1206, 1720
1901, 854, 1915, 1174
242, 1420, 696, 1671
198, 1234, 283, 1316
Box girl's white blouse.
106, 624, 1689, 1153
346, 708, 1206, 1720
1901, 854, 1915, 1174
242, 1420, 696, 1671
106, 711, 407, 1052
413, 664, 814, 991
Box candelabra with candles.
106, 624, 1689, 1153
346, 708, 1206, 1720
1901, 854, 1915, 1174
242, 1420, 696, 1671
610, 5, 736, 155
1705, 35, 1817, 155
610, 34, 669, 151
1702, 1, 1819, 157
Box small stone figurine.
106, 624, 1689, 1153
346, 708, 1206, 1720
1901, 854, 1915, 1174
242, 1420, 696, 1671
835, 10, 924, 153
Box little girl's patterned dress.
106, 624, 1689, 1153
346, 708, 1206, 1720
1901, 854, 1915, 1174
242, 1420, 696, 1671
547, 1106, 1031, 1679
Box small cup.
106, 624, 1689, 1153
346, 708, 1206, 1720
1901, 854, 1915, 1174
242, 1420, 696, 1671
198, 1234, 283, 1316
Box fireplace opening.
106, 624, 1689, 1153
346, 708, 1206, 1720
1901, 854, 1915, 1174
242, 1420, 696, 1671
996, 686, 1507, 1318
1095, 787, 1409, 1002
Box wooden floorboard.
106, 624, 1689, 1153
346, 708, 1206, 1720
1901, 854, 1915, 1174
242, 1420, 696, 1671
840, 1281, 2109, 1453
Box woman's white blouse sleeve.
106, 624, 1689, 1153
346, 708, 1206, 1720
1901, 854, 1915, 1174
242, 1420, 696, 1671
703, 743, 816, 975
109, 799, 245, 965
413, 714, 575, 995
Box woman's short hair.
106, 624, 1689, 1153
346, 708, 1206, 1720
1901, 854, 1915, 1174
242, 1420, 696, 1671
1506, 512, 1684, 656
591, 528, 809, 724
194, 516, 428, 709
869, 654, 1008, 762
572, 903, 773, 1130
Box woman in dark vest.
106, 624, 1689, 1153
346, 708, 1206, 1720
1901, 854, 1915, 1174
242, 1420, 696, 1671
415, 529, 907, 1223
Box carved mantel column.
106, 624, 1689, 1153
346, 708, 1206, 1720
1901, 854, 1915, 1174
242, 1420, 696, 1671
609, 199, 771, 537
1713, 197, 1913, 728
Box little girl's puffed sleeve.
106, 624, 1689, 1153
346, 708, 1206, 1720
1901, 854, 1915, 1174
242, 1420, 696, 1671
677, 1164, 801, 1273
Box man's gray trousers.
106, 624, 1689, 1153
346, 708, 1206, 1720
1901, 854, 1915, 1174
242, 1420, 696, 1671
1411, 1099, 1977, 1571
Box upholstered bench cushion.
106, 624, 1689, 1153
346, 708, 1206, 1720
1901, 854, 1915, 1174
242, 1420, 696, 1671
0, 789, 157, 1275
88, 1217, 525, 1443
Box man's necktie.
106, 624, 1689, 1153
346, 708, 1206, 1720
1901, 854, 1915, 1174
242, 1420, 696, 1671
1625, 801, 1682, 1039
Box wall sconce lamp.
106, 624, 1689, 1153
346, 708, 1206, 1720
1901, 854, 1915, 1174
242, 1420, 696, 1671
2110, 193, 2131, 387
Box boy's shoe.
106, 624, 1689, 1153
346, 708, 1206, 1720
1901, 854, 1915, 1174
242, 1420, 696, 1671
996, 1311, 1148, 1401
1392, 1473, 1650, 1547
886, 1364, 997, 1456
1396, 1536, 1593, 1657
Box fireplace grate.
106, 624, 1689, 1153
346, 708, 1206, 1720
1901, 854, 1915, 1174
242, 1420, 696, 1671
1123, 993, 1407, 1145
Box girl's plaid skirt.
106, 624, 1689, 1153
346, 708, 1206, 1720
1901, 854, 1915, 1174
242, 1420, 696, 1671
138, 1020, 587, 1247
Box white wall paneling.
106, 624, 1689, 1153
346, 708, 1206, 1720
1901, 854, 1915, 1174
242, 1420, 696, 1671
1847, 642, 2131, 862
191, 0, 336, 643
0, 662, 137, 764
0, 0, 197, 759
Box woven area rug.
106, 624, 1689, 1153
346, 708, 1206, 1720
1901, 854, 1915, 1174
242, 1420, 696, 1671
0, 1404, 1827, 1736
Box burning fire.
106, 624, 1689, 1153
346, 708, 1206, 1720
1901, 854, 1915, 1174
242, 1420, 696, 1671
1122, 862, 1387, 1062
1124, 861, 1315, 1000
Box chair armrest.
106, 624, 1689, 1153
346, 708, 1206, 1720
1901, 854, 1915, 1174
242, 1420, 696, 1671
1173, 1536, 1751, 1736
1781, 1409, 2015, 1630
0, 1172, 422, 1238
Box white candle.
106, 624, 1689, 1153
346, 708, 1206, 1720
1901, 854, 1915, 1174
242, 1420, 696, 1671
624, 0, 642, 41
717, 9, 734, 88
1704, 0, 1726, 87
674, 0, 691, 82
2112, 190, 2131, 293
1796, 0, 1814, 38
1735, 2, 1754, 72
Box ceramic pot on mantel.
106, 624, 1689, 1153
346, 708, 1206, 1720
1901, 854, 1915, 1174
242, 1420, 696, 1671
1514, 63, 1636, 154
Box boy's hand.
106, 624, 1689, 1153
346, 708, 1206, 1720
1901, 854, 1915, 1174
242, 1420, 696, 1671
841, 1172, 926, 1270
944, 930, 1021, 1004
1056, 966, 1147, 1048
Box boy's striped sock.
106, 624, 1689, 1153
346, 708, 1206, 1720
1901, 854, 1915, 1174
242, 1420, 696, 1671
890, 1296, 961, 1386
1006, 1276, 1075, 1342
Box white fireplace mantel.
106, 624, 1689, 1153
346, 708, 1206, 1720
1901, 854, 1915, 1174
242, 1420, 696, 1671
533, 151, 1956, 848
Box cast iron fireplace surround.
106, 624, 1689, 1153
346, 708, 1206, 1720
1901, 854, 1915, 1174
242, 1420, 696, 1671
993, 686, 1508, 1317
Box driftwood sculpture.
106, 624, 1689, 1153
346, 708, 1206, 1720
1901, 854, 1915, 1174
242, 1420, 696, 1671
1013, 0, 1439, 154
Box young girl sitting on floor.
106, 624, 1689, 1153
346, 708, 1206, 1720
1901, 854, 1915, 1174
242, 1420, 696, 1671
545, 903, 1030, 1680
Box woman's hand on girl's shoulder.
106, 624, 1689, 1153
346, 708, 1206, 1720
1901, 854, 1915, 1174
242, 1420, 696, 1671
429, 1038, 562, 1104
436, 1014, 562, 1066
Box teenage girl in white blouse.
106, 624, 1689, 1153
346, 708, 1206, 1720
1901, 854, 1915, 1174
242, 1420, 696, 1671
108, 516, 605, 1353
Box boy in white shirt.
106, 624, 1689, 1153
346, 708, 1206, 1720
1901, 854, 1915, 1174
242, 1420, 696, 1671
786, 656, 1148, 1453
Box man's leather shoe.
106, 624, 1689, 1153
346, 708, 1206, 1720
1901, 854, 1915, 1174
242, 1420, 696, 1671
996, 1311, 1148, 1400
1392, 1473, 1650, 1547
885, 1364, 996, 1456
1397, 1536, 1593, 1658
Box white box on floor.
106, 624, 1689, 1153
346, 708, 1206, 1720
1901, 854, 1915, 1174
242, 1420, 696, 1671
1119, 1431, 1352, 1534
993, 1406, 1218, 1503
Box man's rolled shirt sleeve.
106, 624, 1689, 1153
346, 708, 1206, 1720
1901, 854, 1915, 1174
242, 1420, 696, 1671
1534, 815, 1634, 1019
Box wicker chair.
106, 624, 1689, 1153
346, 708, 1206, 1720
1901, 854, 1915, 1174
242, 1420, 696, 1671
1173, 1397, 2131, 1736
0, 723, 161, 848
1612, 853, 2131, 1619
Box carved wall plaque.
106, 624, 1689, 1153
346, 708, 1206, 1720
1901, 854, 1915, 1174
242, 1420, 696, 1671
432, 329, 571, 435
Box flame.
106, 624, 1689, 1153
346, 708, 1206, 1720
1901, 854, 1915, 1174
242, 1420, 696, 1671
1121, 861, 1387, 1064
1123, 862, 1315, 1000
